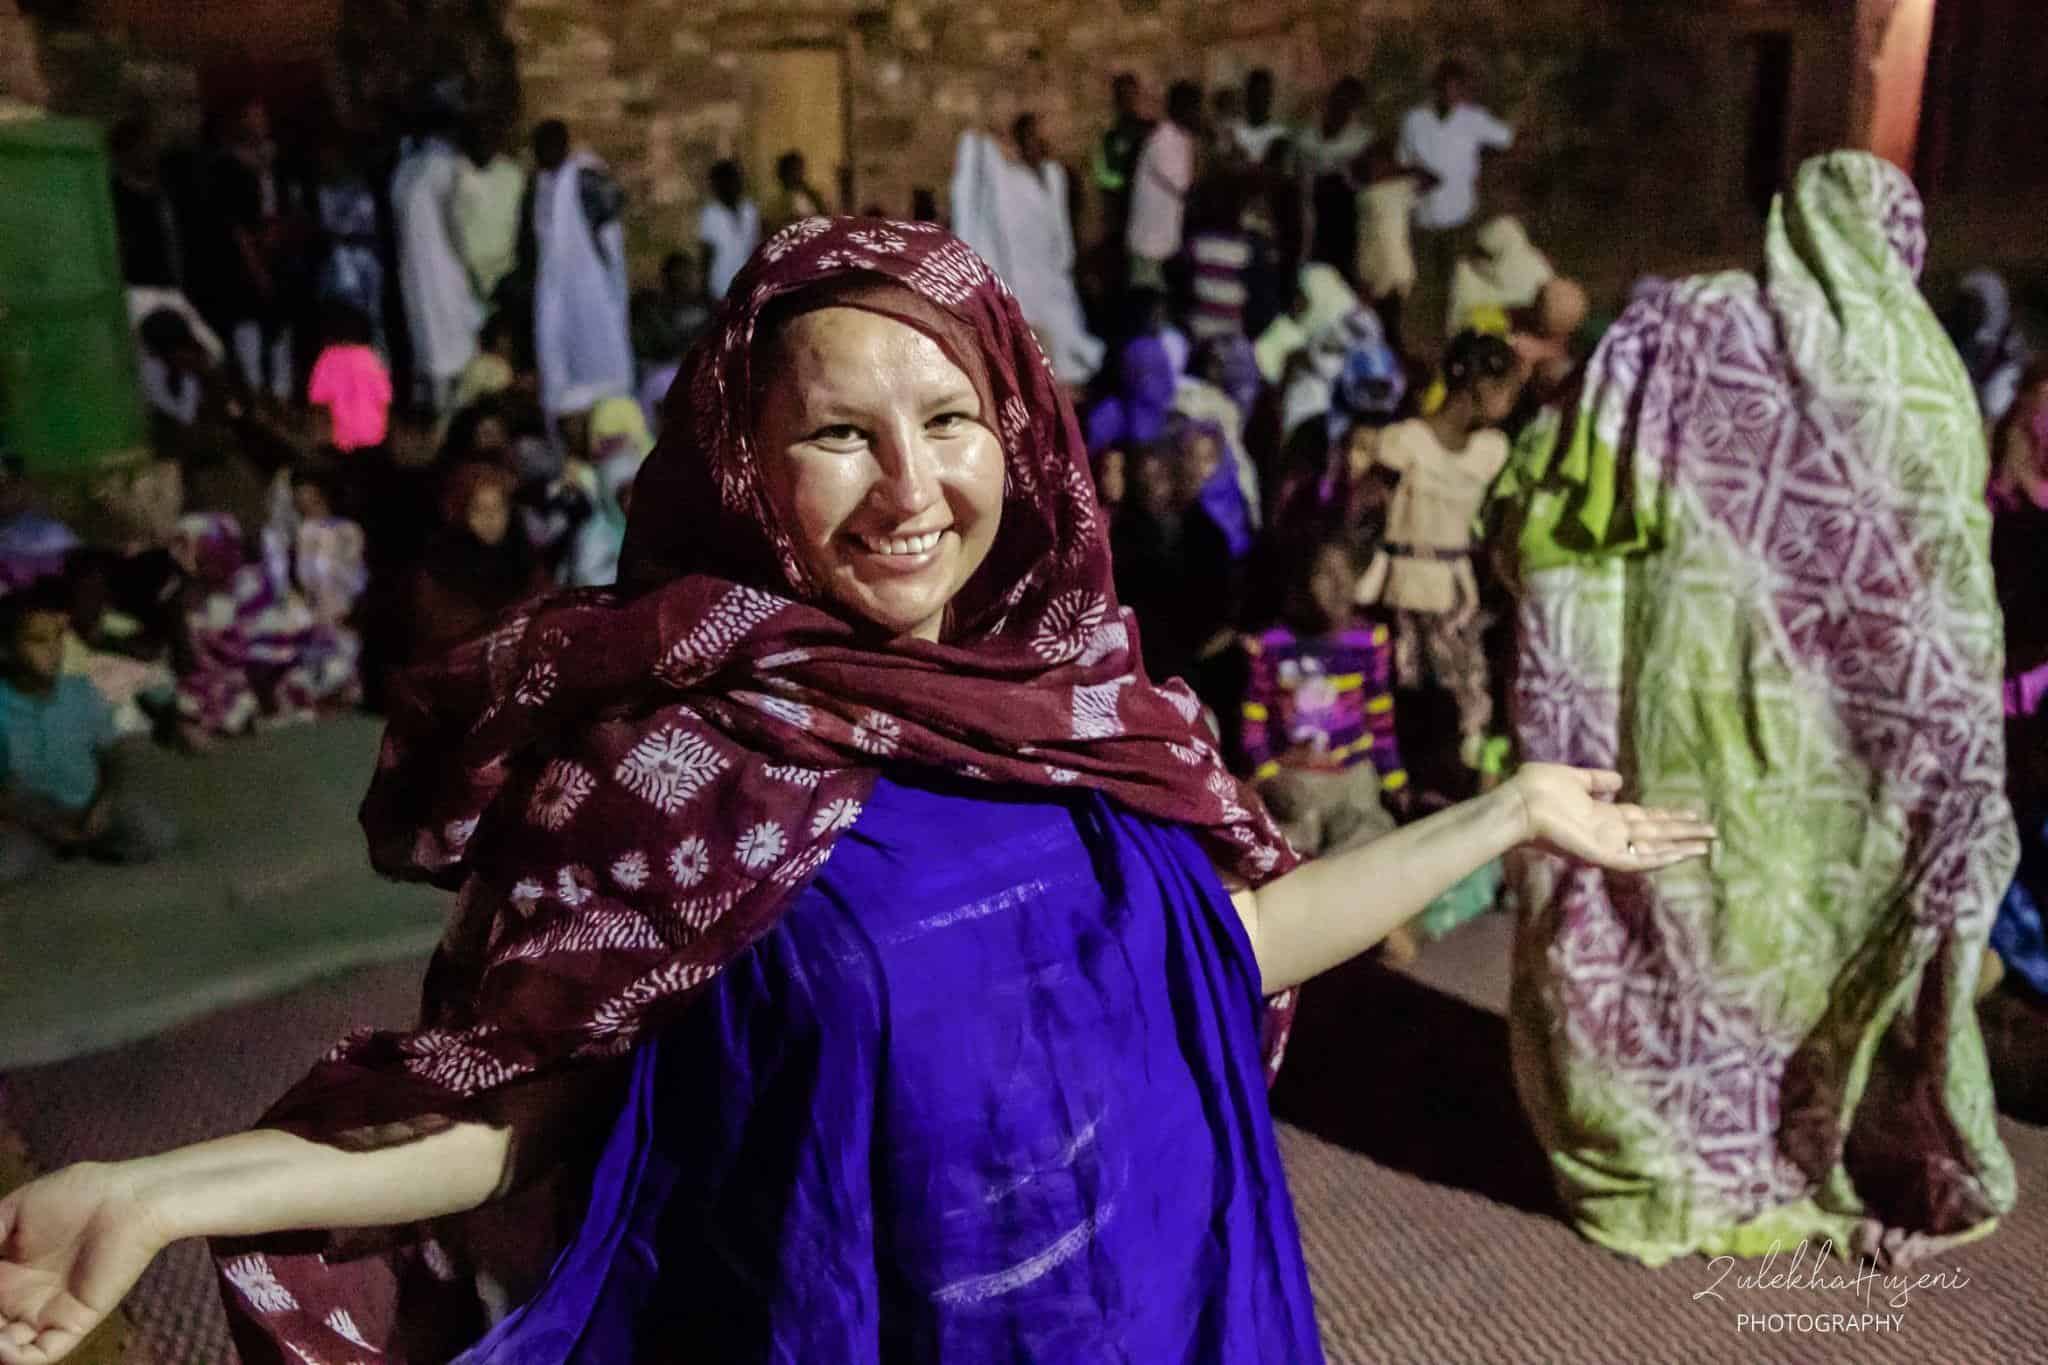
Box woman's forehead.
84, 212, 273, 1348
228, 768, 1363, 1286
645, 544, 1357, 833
768, 308, 979, 406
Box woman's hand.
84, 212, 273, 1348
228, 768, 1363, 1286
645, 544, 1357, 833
0, 1163, 169, 1364
1507, 763, 1715, 872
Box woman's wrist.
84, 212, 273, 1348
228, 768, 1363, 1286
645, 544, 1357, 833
87, 1158, 183, 1252
1495, 772, 1537, 848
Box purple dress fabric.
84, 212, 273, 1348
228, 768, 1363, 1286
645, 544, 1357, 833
455, 775, 1322, 1364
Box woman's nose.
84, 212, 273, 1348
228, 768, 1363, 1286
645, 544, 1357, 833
870, 429, 944, 519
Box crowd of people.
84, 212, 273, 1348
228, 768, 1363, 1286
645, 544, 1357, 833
8, 55, 2044, 993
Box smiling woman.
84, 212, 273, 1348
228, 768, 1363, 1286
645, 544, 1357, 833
0, 221, 1709, 1365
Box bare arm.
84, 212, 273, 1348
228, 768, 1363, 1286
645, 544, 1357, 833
1229, 764, 1715, 994
2, 1065, 619, 1363
133, 1123, 507, 1243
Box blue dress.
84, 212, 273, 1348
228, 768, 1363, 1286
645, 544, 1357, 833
458, 776, 1322, 1363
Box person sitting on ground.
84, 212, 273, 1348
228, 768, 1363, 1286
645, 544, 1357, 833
0, 578, 178, 881
1111, 440, 1239, 688
289, 469, 368, 632
1238, 532, 1410, 825
305, 302, 392, 455
1175, 339, 1263, 533
136, 307, 235, 435
404, 460, 550, 666
1084, 291, 1180, 455
564, 397, 652, 589
0, 459, 82, 594
448, 310, 527, 425
168, 513, 361, 742
1093, 446, 1129, 518
57, 551, 176, 739
1173, 413, 1255, 567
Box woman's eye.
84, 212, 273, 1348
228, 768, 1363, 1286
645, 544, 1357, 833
928, 412, 971, 434
812, 425, 865, 445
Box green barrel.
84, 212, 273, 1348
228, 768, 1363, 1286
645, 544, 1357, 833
0, 114, 146, 478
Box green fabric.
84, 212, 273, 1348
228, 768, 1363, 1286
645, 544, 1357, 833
1502, 153, 2017, 1267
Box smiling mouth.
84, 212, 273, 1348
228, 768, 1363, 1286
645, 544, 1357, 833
852, 530, 946, 557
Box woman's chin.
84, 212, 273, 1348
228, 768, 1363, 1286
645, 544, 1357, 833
834, 581, 952, 643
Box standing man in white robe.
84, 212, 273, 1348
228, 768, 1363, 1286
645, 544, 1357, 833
528, 119, 635, 428
391, 123, 482, 415
949, 114, 1104, 386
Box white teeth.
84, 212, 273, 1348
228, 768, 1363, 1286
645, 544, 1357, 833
858, 531, 943, 556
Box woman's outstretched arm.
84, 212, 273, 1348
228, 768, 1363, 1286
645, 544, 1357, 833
1232, 763, 1715, 994
0, 1063, 619, 1365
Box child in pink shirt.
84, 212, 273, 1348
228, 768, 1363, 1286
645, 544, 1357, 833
306, 303, 392, 452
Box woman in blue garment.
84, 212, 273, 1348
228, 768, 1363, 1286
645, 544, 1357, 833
0, 222, 1712, 1365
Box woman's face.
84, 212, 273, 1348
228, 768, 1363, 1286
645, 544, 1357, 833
466, 483, 512, 546
753, 308, 1005, 643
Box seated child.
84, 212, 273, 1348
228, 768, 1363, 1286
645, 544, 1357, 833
1109, 442, 1238, 687
0, 579, 177, 880
448, 310, 525, 426
565, 397, 652, 588
290, 469, 369, 629
1238, 534, 1410, 838
1237, 535, 1416, 958
169, 513, 361, 743
306, 302, 392, 454
0, 455, 82, 592
60, 552, 175, 738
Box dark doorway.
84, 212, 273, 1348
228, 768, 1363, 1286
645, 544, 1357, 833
1740, 32, 1794, 220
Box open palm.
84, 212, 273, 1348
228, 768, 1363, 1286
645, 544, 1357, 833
1511, 763, 1717, 872
0, 1164, 165, 1365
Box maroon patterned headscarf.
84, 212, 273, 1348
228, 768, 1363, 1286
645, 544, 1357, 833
216, 219, 1300, 1363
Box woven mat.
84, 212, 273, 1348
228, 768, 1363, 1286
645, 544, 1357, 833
0, 1087, 142, 1365
9, 920, 2047, 1365
3, 962, 425, 1365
